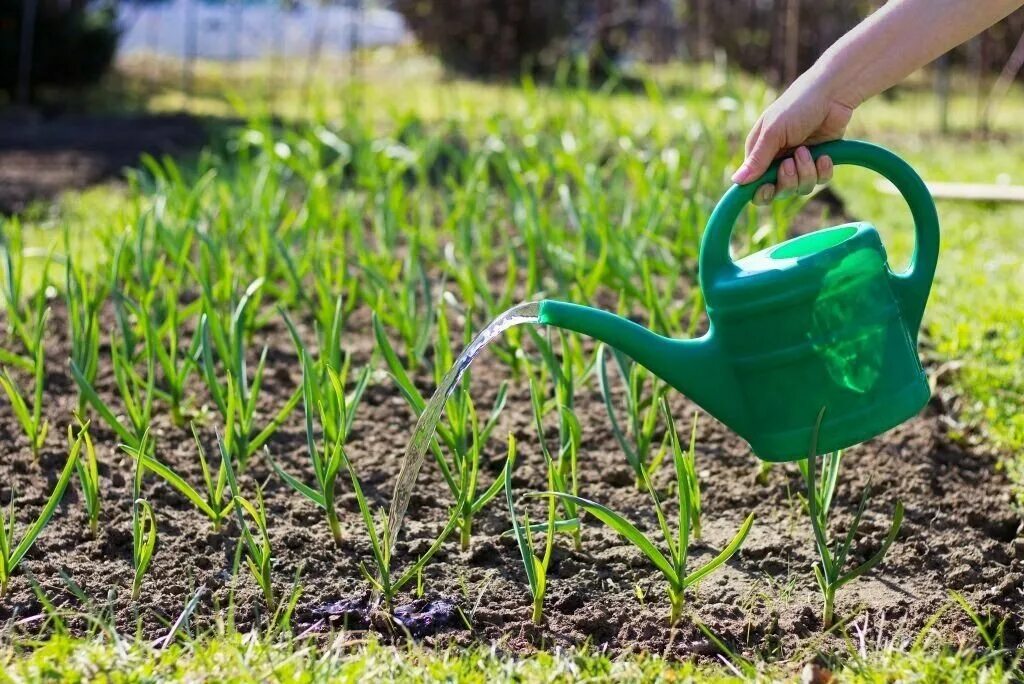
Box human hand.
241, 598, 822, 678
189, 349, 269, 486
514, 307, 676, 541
731, 70, 856, 205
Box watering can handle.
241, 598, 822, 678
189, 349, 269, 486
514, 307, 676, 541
699, 139, 940, 333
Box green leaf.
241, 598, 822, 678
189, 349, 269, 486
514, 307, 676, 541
10, 445, 80, 566
597, 344, 641, 476
503, 435, 537, 594
543, 492, 678, 585
265, 449, 326, 508
836, 500, 904, 589
71, 359, 136, 447
682, 512, 754, 588
141, 454, 218, 521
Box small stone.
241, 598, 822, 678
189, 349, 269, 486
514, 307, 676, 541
801, 663, 834, 684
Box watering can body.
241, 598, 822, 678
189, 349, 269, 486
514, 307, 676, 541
539, 140, 940, 462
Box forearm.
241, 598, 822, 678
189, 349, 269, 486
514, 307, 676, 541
810, 0, 1023, 107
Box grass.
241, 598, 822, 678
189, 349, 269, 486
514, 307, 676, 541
1, 50, 1022, 681
0, 624, 1017, 683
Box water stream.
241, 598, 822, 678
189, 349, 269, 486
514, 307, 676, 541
385, 301, 542, 554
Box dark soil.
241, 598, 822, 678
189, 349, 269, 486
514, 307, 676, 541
0, 284, 1021, 662
0, 179, 1021, 660
0, 113, 211, 214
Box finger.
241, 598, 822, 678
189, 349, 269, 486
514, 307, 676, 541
744, 117, 764, 156
733, 123, 781, 184
752, 183, 775, 206
816, 155, 833, 184
794, 146, 817, 195
774, 157, 798, 198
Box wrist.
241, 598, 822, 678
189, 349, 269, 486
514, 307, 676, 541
806, 48, 866, 111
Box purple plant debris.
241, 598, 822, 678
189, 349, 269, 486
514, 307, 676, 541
393, 598, 459, 637
300, 594, 459, 638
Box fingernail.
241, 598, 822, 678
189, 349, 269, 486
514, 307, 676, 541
797, 146, 812, 163
781, 159, 796, 176
820, 156, 832, 171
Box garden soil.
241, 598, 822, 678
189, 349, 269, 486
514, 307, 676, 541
0, 216, 1021, 662
0, 113, 210, 214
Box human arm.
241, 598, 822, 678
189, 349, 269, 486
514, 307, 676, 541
733, 0, 1024, 204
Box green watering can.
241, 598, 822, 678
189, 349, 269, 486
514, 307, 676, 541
538, 140, 940, 462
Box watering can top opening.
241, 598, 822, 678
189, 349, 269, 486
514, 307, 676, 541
538, 139, 941, 463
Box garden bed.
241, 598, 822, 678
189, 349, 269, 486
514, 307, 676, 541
0, 299, 1020, 660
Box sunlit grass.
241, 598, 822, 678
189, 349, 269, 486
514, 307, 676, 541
0, 629, 1017, 683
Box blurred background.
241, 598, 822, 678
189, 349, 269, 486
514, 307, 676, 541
4, 0, 1024, 112
5, 0, 1024, 214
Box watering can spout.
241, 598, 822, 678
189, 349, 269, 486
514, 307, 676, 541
537, 300, 745, 431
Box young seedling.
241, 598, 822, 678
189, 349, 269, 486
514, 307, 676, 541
233, 489, 277, 613
269, 327, 369, 546
144, 289, 200, 427
64, 234, 105, 416
344, 441, 466, 612
72, 312, 156, 454
0, 443, 80, 598
598, 343, 670, 490
125, 432, 157, 601
661, 398, 702, 539
375, 304, 509, 550
0, 308, 50, 458
799, 411, 904, 629
70, 420, 101, 537
133, 425, 236, 532
525, 328, 590, 546
546, 448, 754, 623
0, 226, 53, 367
131, 499, 157, 602
365, 240, 436, 371
527, 378, 582, 550
197, 282, 302, 467
504, 433, 557, 624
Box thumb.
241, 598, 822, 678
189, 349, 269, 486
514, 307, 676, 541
732, 125, 783, 184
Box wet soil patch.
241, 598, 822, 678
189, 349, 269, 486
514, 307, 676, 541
0, 293, 1021, 662
0, 113, 212, 214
